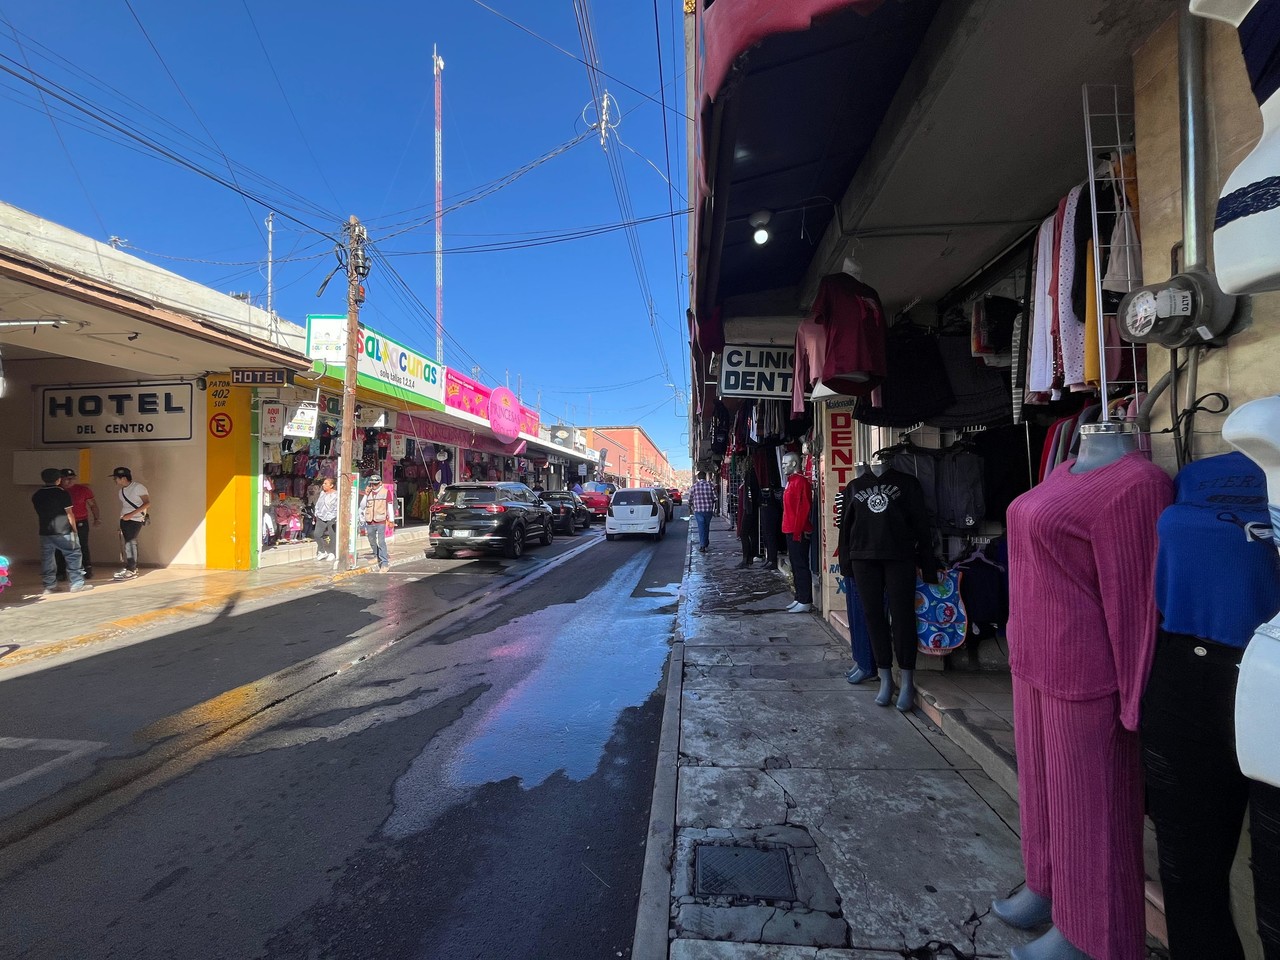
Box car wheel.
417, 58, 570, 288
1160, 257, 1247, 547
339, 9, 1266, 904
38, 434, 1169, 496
606, 532, 616, 541
541, 519, 554, 546
432, 546, 453, 559
504, 526, 525, 560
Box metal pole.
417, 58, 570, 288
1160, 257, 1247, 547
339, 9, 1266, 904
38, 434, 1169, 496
434, 46, 445, 366
337, 215, 366, 571
266, 211, 274, 320
1179, 6, 1210, 270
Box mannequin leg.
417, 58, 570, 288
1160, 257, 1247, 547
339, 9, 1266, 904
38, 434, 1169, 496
787, 535, 813, 605
1250, 780, 1280, 957
1008, 926, 1092, 960
1141, 632, 1249, 960
993, 886, 1053, 929
1009, 680, 1054, 914
875, 668, 893, 707
881, 559, 918, 711
850, 561, 893, 671
1044, 693, 1146, 960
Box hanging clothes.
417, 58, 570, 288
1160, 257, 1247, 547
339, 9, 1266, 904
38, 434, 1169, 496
926, 334, 1012, 429
854, 326, 954, 427
1057, 184, 1088, 390
806, 273, 888, 397
1027, 215, 1058, 400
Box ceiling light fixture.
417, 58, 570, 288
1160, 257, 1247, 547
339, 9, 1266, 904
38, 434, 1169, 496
749, 210, 772, 246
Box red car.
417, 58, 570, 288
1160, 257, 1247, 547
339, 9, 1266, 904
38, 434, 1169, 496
578, 481, 614, 521
667, 487, 682, 505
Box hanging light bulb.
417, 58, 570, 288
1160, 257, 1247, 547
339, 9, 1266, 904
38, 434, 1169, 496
749, 210, 772, 245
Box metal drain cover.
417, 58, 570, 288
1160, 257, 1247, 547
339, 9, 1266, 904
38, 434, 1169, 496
695, 844, 795, 900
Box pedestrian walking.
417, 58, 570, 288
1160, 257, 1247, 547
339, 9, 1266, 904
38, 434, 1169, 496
33, 467, 92, 594
111, 466, 150, 580
358, 472, 395, 571
55, 467, 100, 580
313, 477, 339, 561
690, 470, 718, 553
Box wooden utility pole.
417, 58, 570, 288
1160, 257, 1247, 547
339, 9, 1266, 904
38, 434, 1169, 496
337, 215, 368, 571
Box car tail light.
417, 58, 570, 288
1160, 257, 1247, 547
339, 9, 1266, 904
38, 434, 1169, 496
483, 503, 506, 513
430, 503, 447, 513
607, 506, 614, 518
650, 504, 658, 517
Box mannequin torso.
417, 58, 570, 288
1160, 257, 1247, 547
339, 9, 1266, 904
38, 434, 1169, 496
1071, 422, 1139, 473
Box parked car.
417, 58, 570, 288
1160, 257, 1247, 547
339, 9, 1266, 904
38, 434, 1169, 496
542, 490, 592, 534
577, 481, 612, 522
605, 487, 665, 541
653, 486, 674, 520
667, 487, 682, 505
429, 482, 554, 559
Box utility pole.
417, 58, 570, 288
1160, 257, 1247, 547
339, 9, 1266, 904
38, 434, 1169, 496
266, 212, 274, 318
434, 46, 445, 366
337, 215, 369, 572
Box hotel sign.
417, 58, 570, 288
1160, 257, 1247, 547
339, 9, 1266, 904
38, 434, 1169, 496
42, 382, 193, 444
230, 368, 288, 386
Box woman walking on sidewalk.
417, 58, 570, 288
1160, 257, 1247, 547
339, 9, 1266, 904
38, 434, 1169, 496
313, 478, 339, 561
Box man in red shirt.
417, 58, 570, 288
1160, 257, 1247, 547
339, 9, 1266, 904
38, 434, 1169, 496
56, 468, 100, 579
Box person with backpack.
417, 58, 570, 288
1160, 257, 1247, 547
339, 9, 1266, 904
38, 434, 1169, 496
111, 466, 150, 580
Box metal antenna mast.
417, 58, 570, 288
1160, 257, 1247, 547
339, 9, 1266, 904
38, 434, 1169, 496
434, 45, 445, 366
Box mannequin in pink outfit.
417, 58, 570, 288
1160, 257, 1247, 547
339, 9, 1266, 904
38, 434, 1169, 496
994, 422, 1171, 960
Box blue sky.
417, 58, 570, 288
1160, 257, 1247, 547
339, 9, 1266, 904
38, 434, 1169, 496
0, 1, 692, 467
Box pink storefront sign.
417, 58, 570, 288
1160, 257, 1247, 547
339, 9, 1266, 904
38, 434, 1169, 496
395, 412, 526, 457
444, 369, 540, 440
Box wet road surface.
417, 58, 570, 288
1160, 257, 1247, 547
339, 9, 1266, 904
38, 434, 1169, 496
0, 518, 687, 959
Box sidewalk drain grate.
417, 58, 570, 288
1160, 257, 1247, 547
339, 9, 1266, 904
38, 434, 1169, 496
695, 843, 795, 900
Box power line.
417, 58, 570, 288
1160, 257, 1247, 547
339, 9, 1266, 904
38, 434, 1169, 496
468, 0, 690, 123
238, 0, 343, 212
377, 206, 690, 256
122, 0, 265, 244
0, 53, 340, 241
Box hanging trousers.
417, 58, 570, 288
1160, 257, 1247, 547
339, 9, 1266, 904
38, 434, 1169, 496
786, 535, 812, 604
759, 492, 782, 567
849, 558, 918, 671
843, 579, 875, 674
740, 508, 759, 562
1141, 630, 1280, 960
1014, 681, 1146, 960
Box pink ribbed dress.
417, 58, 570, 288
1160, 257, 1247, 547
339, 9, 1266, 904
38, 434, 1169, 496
1006, 453, 1173, 960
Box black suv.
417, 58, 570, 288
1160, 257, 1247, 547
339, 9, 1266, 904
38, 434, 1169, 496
429, 482, 554, 559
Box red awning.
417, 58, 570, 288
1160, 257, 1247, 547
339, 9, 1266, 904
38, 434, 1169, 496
697, 0, 885, 109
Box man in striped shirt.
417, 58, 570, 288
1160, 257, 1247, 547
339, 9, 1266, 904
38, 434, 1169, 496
689, 471, 718, 553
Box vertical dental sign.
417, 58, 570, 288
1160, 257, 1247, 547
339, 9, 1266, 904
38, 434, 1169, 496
718, 343, 796, 399
42, 382, 193, 443
305, 315, 445, 409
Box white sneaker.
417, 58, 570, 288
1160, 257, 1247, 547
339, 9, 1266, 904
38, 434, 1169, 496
112, 569, 138, 580
786, 602, 812, 613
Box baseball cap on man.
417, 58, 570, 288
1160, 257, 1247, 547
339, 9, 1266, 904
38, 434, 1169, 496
112, 467, 132, 480
366, 473, 383, 482
59, 468, 76, 478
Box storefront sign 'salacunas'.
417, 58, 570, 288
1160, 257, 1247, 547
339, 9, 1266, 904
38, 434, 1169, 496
304, 315, 445, 410
41, 382, 194, 444
718, 343, 795, 399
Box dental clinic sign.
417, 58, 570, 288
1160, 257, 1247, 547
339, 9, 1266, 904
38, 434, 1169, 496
305, 315, 445, 410
718, 343, 795, 399
42, 382, 193, 444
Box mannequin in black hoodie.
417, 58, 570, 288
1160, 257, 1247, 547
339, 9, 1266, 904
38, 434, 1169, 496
837, 455, 938, 710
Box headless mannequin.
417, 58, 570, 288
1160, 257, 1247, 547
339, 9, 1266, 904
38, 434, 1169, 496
996, 418, 1160, 960
853, 460, 869, 477
844, 459, 875, 684
1071, 421, 1138, 474
870, 453, 907, 706
1223, 395, 1280, 786
1189, 1, 1280, 294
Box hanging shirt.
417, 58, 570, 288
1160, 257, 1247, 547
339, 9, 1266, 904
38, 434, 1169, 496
836, 468, 935, 574
1057, 184, 1088, 388
791, 315, 828, 415
1155, 452, 1280, 648
807, 273, 887, 398
1027, 215, 1058, 396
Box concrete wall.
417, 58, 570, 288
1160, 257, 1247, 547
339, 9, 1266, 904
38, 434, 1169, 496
2, 357, 210, 569
0, 201, 305, 353
1134, 14, 1268, 957
1135, 14, 1277, 471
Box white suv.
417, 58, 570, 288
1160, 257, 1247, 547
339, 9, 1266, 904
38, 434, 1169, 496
604, 487, 665, 541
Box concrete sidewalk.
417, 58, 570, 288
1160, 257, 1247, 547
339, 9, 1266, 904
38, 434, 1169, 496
0, 525, 434, 672
635, 518, 1035, 959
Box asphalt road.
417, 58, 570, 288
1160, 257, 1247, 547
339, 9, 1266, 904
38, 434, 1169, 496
0, 513, 688, 959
